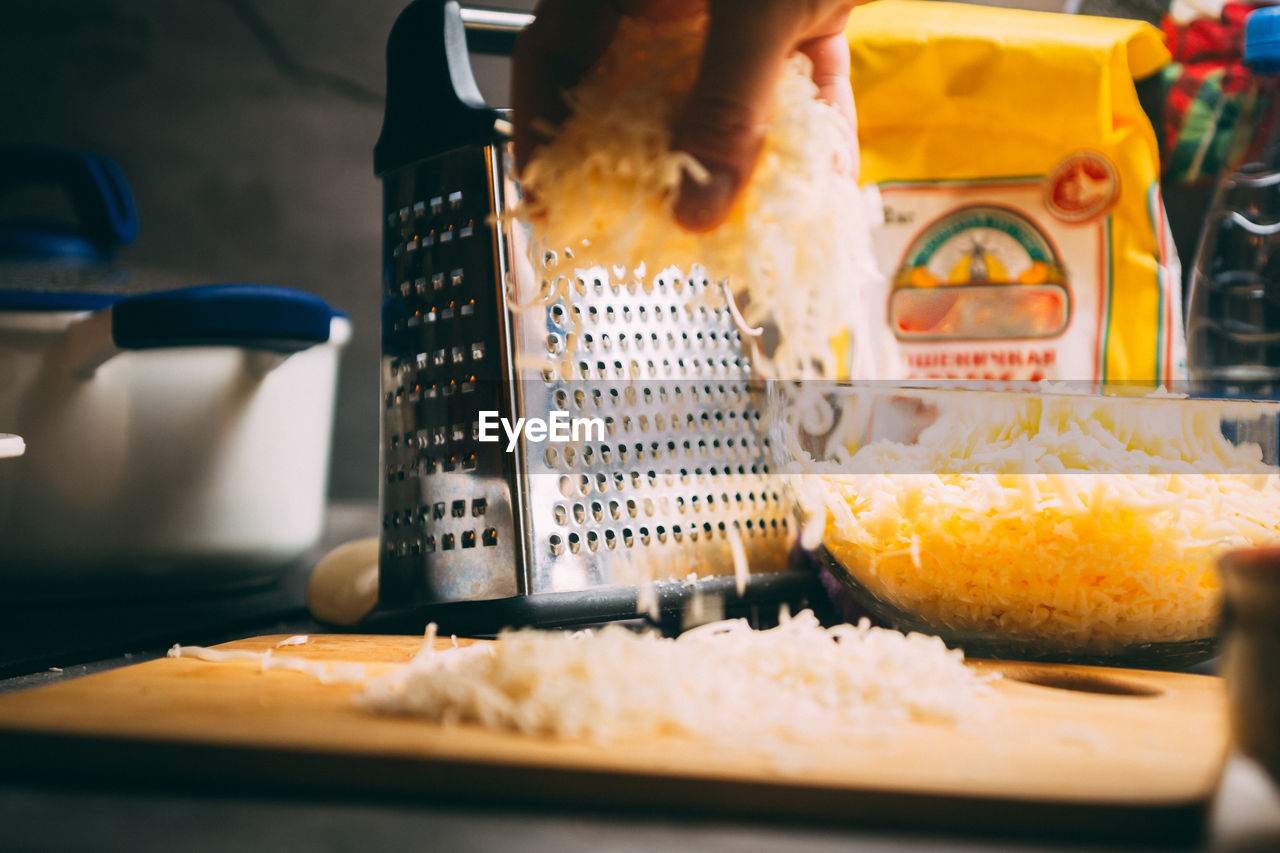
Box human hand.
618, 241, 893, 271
512, 0, 860, 233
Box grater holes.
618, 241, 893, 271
568, 532, 582, 554
604, 529, 617, 550
559, 476, 574, 497
462, 530, 476, 549
586, 531, 600, 552
545, 447, 558, 467
482, 528, 498, 547
549, 534, 564, 556
554, 504, 568, 525
573, 503, 586, 524
622, 528, 634, 547
441, 533, 455, 551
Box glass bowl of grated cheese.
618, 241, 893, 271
769, 382, 1280, 668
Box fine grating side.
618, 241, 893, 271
379, 142, 794, 621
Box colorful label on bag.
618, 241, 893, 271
848, 0, 1186, 385
875, 170, 1110, 382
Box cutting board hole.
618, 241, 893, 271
1004, 668, 1162, 697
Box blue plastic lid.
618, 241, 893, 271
0, 289, 120, 312
1246, 7, 1280, 73
110, 283, 339, 352
0, 284, 346, 354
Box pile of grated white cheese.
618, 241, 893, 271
356, 609, 992, 747
511, 15, 888, 380
806, 392, 1280, 649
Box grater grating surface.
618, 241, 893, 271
374, 1, 799, 629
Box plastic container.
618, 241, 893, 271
0, 145, 351, 598
1186, 7, 1280, 398
769, 382, 1280, 668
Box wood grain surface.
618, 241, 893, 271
0, 634, 1229, 840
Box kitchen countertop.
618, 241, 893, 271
0, 502, 1278, 853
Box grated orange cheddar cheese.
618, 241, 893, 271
815, 394, 1280, 650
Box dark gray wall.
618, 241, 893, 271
0, 0, 533, 498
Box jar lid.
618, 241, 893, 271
1246, 7, 1280, 73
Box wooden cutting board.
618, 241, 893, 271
0, 634, 1228, 841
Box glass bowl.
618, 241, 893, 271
768, 381, 1280, 668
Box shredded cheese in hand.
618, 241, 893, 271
512, 15, 888, 380
357, 610, 992, 748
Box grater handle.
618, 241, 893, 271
460, 6, 532, 56
374, 0, 512, 176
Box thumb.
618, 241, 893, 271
671, 7, 793, 232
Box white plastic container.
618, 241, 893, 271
0, 284, 350, 598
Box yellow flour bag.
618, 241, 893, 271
848, 1, 1185, 385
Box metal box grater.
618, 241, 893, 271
372, 0, 805, 631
